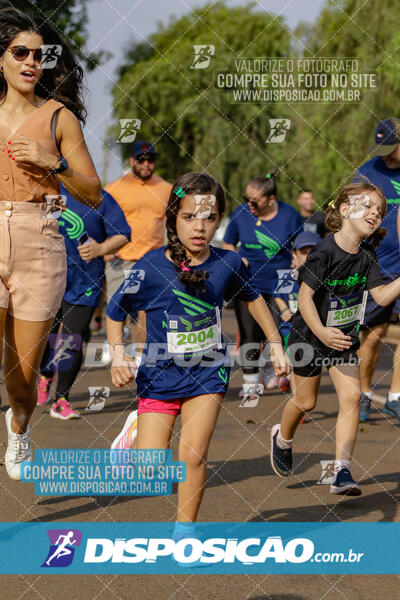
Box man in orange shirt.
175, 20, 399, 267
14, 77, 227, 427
104, 141, 171, 348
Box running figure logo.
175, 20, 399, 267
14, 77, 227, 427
42, 529, 82, 568
190, 45, 215, 69
117, 119, 141, 143
266, 119, 291, 143
40, 45, 62, 69
46, 334, 82, 372
121, 269, 145, 294
44, 194, 66, 219
275, 270, 295, 294
86, 386, 110, 411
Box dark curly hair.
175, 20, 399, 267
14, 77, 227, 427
166, 172, 225, 294
0, 7, 87, 123
325, 181, 387, 248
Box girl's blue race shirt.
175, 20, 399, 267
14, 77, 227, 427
106, 247, 259, 400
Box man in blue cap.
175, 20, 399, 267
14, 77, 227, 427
356, 118, 400, 422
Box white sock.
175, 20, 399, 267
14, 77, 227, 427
243, 373, 259, 384
388, 392, 400, 402
277, 429, 293, 449
363, 391, 372, 400
333, 459, 351, 474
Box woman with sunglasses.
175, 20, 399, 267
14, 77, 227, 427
222, 172, 302, 395
0, 7, 101, 480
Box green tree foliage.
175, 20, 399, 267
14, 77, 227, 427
292, 0, 400, 206
111, 1, 291, 211
111, 0, 399, 212
0, 0, 108, 70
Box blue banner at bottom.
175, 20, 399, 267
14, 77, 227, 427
0, 522, 398, 574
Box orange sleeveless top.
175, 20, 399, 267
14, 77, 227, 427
0, 98, 64, 203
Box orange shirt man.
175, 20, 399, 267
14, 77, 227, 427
104, 140, 171, 346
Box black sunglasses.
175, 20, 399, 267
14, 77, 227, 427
243, 194, 259, 205
136, 154, 155, 163
8, 45, 43, 63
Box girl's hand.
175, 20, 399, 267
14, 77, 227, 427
318, 327, 352, 351
270, 343, 292, 376
78, 238, 102, 261
9, 136, 60, 170
280, 308, 293, 322
110, 347, 137, 388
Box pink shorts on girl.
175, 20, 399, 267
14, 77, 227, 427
137, 394, 225, 416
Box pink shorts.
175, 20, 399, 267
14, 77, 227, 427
137, 394, 225, 416
0, 202, 67, 321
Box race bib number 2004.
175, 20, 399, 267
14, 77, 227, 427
166, 308, 221, 357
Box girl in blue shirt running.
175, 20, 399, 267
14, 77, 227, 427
106, 172, 289, 526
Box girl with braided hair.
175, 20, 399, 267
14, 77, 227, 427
106, 172, 289, 530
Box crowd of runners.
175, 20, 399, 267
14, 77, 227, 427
1, 7, 400, 544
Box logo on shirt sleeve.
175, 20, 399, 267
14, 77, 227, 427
275, 270, 295, 293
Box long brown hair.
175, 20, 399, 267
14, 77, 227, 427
0, 7, 87, 123
166, 172, 225, 294
325, 181, 387, 248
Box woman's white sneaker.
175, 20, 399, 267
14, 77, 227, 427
5, 408, 32, 480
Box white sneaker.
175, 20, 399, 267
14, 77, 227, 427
111, 410, 138, 450
5, 408, 32, 480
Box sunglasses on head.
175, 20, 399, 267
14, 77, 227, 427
8, 45, 43, 63
135, 154, 155, 163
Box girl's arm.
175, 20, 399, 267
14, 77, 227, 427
106, 316, 135, 387
274, 296, 292, 322
370, 278, 400, 307
246, 295, 290, 375
78, 234, 129, 262
298, 282, 352, 351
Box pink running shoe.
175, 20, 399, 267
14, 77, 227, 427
111, 410, 138, 449
37, 375, 53, 406
50, 398, 80, 420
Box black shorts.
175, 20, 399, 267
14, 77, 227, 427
288, 343, 359, 378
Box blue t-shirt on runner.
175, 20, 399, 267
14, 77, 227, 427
58, 185, 131, 307
357, 157, 400, 275
106, 246, 259, 400
223, 202, 303, 293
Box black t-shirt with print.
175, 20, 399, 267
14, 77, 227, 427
301, 210, 328, 237
289, 234, 385, 353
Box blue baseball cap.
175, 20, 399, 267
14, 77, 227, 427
292, 231, 321, 250
131, 140, 156, 158
367, 118, 400, 156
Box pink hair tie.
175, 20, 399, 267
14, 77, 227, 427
181, 261, 190, 272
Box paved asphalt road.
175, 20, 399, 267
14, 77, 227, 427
1, 311, 399, 599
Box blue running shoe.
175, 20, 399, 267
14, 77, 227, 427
330, 468, 361, 496
382, 399, 400, 423
270, 424, 292, 477
359, 393, 371, 422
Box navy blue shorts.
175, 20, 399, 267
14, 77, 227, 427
360, 273, 400, 330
